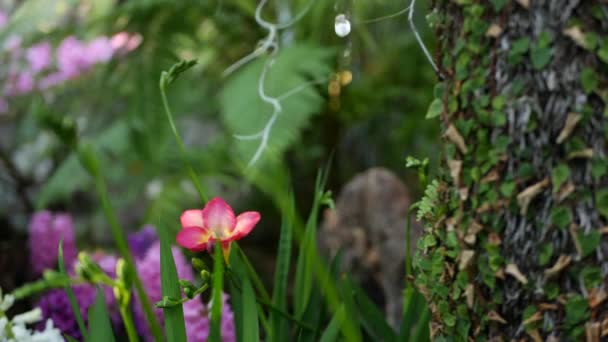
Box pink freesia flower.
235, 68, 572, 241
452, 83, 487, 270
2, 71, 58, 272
110, 32, 142, 55
177, 197, 260, 261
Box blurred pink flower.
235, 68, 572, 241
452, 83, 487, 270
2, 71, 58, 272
110, 32, 142, 55
177, 197, 261, 261
26, 42, 52, 73
86, 37, 113, 63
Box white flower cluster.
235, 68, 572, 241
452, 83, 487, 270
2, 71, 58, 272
0, 289, 64, 342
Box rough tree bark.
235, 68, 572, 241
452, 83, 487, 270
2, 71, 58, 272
415, 0, 608, 340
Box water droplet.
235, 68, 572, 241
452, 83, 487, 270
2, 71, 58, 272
334, 14, 351, 38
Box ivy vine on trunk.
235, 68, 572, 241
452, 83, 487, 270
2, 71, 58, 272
415, 0, 608, 340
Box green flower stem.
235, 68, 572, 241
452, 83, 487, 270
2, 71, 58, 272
119, 305, 140, 342
159, 76, 208, 204
77, 146, 163, 341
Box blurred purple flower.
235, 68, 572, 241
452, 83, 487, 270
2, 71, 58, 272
132, 237, 236, 341
26, 42, 52, 73
0, 10, 7, 29
56, 37, 90, 78
38, 72, 69, 90
128, 226, 158, 260
36, 253, 122, 341
86, 37, 113, 64
28, 211, 78, 276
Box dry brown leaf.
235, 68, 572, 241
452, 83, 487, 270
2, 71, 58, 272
449, 159, 463, 186
486, 24, 503, 38
445, 124, 469, 154
586, 322, 601, 342
563, 26, 588, 49
517, 178, 550, 215
487, 311, 508, 324
556, 112, 582, 144
459, 250, 475, 270
516, 0, 530, 8
505, 263, 528, 284
544, 255, 572, 277
567, 148, 594, 160
465, 284, 475, 308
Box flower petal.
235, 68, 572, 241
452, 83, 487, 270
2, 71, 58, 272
180, 209, 204, 228
176, 227, 213, 252
230, 211, 261, 240
202, 197, 236, 234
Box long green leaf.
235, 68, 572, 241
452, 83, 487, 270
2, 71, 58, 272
58, 240, 87, 341
241, 267, 259, 342
318, 305, 345, 342
209, 245, 224, 342
399, 286, 424, 340
294, 172, 324, 317
412, 308, 431, 342
87, 287, 116, 342
77, 145, 163, 341
269, 194, 295, 342
352, 283, 397, 342
158, 226, 187, 342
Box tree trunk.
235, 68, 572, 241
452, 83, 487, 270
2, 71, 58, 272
415, 0, 608, 340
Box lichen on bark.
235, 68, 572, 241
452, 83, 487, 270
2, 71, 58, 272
415, 0, 608, 340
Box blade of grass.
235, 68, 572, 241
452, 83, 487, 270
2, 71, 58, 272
209, 245, 224, 342
241, 263, 259, 342
269, 194, 295, 342
58, 240, 87, 341
399, 286, 425, 340
294, 171, 325, 318
87, 287, 116, 342
352, 283, 397, 341
158, 226, 187, 342
77, 145, 163, 341
412, 307, 431, 342
318, 305, 345, 342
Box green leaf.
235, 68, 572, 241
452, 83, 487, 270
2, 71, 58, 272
598, 45, 608, 64
209, 245, 225, 342
581, 266, 603, 288
221, 45, 333, 164
426, 98, 444, 119
538, 244, 553, 266
551, 164, 570, 193
158, 226, 187, 342
531, 46, 552, 70
490, 0, 507, 11
87, 288, 116, 342
241, 268, 259, 342
269, 196, 294, 342
319, 305, 345, 342
564, 295, 589, 328
161, 60, 197, 86
550, 206, 572, 230
581, 68, 598, 94
58, 241, 87, 340
578, 231, 601, 258
595, 189, 608, 219
353, 284, 397, 341
294, 172, 327, 318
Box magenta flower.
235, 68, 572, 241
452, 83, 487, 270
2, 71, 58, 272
28, 211, 78, 275
26, 42, 52, 73
177, 197, 261, 260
